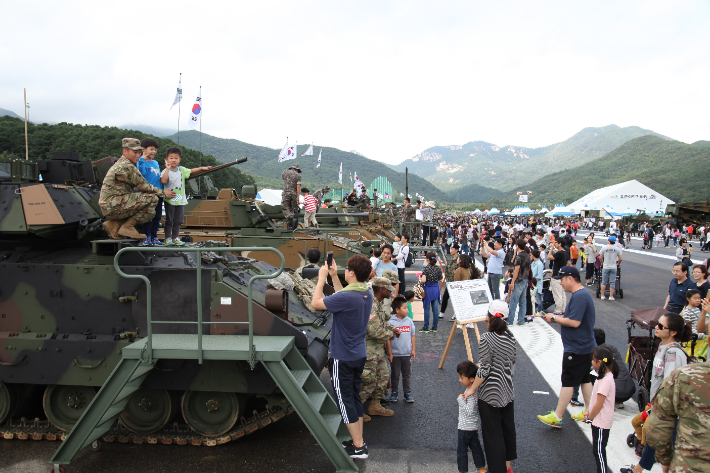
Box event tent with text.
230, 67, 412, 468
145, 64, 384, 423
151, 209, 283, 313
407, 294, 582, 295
566, 180, 674, 215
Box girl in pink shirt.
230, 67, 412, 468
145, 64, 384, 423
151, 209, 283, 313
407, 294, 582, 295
585, 346, 619, 473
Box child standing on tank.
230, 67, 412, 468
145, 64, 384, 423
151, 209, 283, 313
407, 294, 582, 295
160, 147, 211, 246
136, 137, 163, 246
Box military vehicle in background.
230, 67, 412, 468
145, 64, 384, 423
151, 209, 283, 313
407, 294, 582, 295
0, 153, 355, 472
175, 177, 381, 273
665, 201, 710, 225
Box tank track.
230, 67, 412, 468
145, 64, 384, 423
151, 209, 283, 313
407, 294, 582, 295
0, 405, 291, 447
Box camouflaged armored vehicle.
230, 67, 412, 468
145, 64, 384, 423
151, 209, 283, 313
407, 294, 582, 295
0, 153, 360, 473
173, 178, 380, 273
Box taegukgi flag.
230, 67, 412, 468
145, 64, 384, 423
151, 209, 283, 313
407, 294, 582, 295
171, 76, 182, 110
338, 162, 342, 184
317, 149, 322, 168
278, 139, 297, 162
302, 144, 314, 156
187, 88, 202, 129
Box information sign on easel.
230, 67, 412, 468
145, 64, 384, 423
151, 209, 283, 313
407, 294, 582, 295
439, 279, 493, 368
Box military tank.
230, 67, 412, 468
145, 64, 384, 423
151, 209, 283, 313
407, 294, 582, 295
0, 153, 337, 449
174, 176, 379, 273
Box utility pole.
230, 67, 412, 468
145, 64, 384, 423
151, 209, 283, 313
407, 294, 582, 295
23, 88, 29, 160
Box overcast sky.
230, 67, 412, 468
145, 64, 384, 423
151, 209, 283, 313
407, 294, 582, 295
2, 1, 708, 164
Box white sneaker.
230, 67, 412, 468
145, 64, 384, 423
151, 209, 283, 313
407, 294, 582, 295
609, 296, 615, 301
600, 295, 607, 300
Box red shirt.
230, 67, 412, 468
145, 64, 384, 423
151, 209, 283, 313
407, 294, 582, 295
304, 194, 318, 212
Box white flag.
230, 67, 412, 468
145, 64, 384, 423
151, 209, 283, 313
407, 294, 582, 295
399, 192, 404, 197
349, 172, 352, 183
278, 139, 297, 162
338, 162, 342, 184
302, 143, 314, 156
316, 149, 322, 168
187, 88, 202, 129
170, 76, 182, 110
408, 194, 412, 199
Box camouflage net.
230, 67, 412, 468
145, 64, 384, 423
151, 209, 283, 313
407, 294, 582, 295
286, 271, 317, 313
267, 272, 295, 292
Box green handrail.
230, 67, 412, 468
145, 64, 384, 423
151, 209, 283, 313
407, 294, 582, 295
113, 246, 285, 368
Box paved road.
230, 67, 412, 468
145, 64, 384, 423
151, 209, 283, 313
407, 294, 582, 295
1, 241, 686, 473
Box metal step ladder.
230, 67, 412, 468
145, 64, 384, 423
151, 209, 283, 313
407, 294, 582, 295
263, 345, 357, 473
49, 358, 155, 469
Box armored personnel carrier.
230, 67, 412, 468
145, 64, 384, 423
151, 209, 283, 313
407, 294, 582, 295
0, 153, 358, 473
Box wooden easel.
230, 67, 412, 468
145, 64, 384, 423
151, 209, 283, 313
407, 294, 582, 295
438, 319, 482, 369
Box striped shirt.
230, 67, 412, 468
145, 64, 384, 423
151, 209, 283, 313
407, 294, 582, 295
457, 393, 480, 431
304, 194, 318, 212
477, 331, 516, 408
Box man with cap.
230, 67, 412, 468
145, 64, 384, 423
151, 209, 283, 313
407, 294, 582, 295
357, 187, 371, 209
537, 266, 597, 428
99, 138, 176, 239
400, 198, 416, 238
361, 275, 401, 421
281, 163, 302, 230
598, 235, 623, 300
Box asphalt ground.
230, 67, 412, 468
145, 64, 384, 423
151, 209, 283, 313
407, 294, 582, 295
1, 237, 683, 473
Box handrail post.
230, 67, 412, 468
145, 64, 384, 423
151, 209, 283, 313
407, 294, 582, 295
196, 252, 203, 365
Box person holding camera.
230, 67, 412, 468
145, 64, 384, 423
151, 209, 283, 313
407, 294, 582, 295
676, 238, 692, 264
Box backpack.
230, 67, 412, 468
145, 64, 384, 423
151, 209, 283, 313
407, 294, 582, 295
404, 246, 413, 268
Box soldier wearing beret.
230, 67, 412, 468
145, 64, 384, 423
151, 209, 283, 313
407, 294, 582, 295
281, 163, 302, 230
99, 138, 176, 239
361, 276, 401, 421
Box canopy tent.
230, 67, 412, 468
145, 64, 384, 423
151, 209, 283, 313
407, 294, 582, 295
255, 188, 284, 207
566, 179, 674, 215
474, 208, 481, 213
550, 205, 576, 217
488, 208, 500, 215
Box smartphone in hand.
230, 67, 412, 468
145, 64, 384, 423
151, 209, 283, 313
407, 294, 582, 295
327, 251, 333, 268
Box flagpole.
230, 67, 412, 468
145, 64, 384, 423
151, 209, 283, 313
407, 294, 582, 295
23, 88, 28, 161
198, 85, 202, 194
177, 72, 181, 145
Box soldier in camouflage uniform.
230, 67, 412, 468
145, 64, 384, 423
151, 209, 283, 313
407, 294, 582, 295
357, 187, 371, 209
281, 163, 302, 230
99, 138, 175, 239
400, 198, 416, 240
645, 361, 710, 472
361, 277, 400, 422
312, 186, 330, 208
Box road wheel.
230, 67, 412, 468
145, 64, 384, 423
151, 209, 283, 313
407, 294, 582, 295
0, 383, 21, 424
181, 391, 241, 437
43, 385, 96, 431
119, 389, 176, 434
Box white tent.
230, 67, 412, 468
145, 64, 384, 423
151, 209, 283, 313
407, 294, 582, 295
255, 188, 284, 206
567, 180, 674, 215
488, 208, 500, 215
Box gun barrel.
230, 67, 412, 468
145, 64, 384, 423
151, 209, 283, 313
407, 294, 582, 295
188, 157, 248, 180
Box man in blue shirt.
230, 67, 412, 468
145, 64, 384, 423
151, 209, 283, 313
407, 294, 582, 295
538, 267, 597, 428
665, 262, 693, 314
312, 254, 373, 459
481, 238, 505, 300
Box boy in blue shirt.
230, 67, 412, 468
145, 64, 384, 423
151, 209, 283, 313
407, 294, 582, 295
136, 138, 163, 245
159, 147, 211, 246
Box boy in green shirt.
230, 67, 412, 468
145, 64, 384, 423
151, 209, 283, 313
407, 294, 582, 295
405, 290, 415, 320
160, 147, 211, 246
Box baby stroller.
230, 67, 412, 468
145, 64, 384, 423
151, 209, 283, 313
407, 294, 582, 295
625, 307, 664, 412
624, 307, 704, 451
641, 232, 650, 249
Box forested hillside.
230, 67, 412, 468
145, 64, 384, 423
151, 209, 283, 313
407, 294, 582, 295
394, 125, 668, 191
169, 130, 449, 200
444, 182, 503, 203
0, 116, 254, 192
521, 136, 710, 204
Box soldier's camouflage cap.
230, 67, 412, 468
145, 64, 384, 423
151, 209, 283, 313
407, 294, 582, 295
289, 163, 302, 172
382, 269, 400, 285
122, 138, 143, 150
372, 276, 395, 292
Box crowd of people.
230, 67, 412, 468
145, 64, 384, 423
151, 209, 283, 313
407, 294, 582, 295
316, 206, 709, 472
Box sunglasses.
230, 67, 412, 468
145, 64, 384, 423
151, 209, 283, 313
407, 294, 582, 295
655, 322, 668, 330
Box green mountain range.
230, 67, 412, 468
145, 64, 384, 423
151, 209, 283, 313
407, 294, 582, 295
167, 131, 449, 201
393, 125, 669, 191
520, 135, 710, 205
0, 108, 24, 120
0, 116, 254, 192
